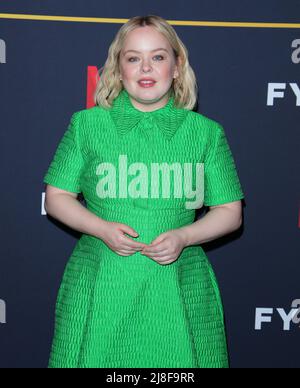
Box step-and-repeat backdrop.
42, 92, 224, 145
0, 1, 299, 368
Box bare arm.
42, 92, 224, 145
180, 200, 243, 247
44, 184, 107, 239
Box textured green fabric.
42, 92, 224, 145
44, 88, 244, 368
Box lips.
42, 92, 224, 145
138, 79, 157, 88
138, 78, 156, 83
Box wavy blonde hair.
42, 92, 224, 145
94, 15, 198, 110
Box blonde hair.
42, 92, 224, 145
94, 15, 198, 110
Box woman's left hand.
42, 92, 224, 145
141, 229, 188, 265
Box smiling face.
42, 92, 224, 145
119, 26, 179, 112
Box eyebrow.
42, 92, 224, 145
123, 48, 169, 55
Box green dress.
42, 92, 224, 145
43, 88, 245, 368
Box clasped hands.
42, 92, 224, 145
138, 229, 188, 265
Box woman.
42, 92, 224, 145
44, 15, 245, 368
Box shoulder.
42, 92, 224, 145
69, 106, 113, 138
185, 110, 223, 139
71, 105, 111, 123
187, 110, 222, 129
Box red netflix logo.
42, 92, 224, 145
86, 66, 99, 109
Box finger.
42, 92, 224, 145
118, 248, 138, 255
122, 236, 148, 250
142, 244, 169, 255
160, 260, 175, 265
153, 257, 176, 265
142, 249, 169, 258
122, 247, 144, 255
120, 225, 139, 238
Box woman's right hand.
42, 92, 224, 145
100, 221, 149, 256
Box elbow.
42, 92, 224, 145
211, 201, 243, 231
229, 202, 243, 231
235, 215, 243, 230
44, 193, 54, 216
44, 198, 51, 215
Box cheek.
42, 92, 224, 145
120, 63, 137, 80
158, 64, 174, 80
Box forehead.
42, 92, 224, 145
122, 26, 171, 52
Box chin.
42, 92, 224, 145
134, 88, 170, 102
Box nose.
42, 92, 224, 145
141, 58, 153, 73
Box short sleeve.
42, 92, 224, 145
43, 112, 84, 193
204, 123, 245, 206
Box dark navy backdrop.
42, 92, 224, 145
0, 1, 299, 368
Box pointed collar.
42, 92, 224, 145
109, 88, 189, 141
